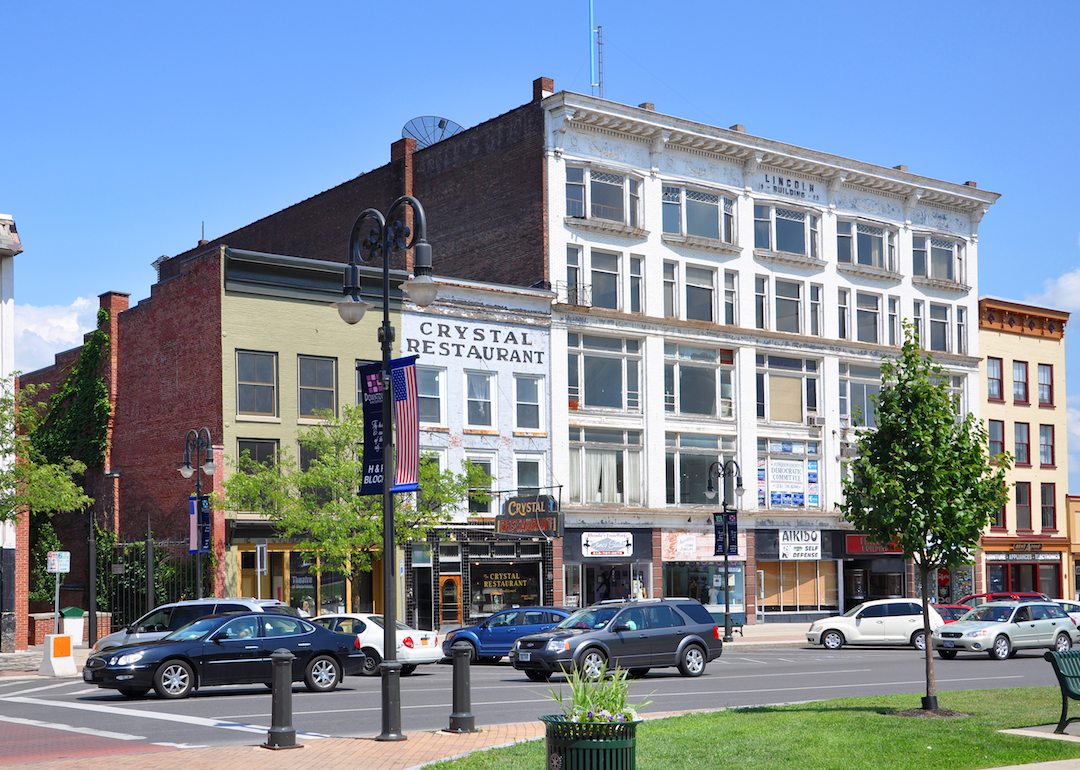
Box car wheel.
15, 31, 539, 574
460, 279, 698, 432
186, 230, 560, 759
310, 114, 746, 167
451, 641, 479, 664
578, 648, 607, 680
525, 670, 551, 682
911, 630, 927, 651
117, 686, 150, 698
991, 635, 1012, 661
938, 649, 957, 660
400, 664, 417, 676
1055, 633, 1073, 653
304, 655, 341, 692
361, 648, 382, 676
678, 645, 706, 677
822, 630, 844, 650
153, 660, 194, 699
627, 668, 650, 679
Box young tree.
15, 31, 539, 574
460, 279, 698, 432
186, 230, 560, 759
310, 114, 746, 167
840, 323, 1009, 710
220, 403, 490, 592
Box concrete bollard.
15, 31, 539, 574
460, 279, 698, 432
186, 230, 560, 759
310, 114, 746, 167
262, 648, 303, 750
444, 641, 477, 733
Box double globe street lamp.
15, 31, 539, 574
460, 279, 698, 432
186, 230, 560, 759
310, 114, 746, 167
179, 427, 216, 600
333, 195, 438, 742
705, 459, 744, 643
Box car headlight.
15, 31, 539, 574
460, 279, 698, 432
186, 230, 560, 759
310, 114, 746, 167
511, 640, 520, 651
809, 623, 821, 632
546, 639, 570, 653
965, 630, 989, 639
111, 650, 146, 666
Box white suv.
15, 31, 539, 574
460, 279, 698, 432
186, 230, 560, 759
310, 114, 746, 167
807, 599, 944, 651
92, 598, 297, 651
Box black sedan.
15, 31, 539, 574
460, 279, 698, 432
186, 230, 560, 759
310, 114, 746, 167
83, 612, 366, 698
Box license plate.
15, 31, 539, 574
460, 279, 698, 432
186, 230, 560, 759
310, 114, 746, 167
83, 669, 92, 681
421, 638, 429, 646
944, 640, 955, 648
519, 652, 531, 662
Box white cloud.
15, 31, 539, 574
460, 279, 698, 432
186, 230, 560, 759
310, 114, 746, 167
1026, 268, 1080, 313
14, 297, 97, 373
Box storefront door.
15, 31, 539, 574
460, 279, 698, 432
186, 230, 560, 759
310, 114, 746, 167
440, 576, 461, 625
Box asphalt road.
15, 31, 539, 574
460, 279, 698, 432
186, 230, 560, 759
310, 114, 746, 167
0, 646, 1060, 754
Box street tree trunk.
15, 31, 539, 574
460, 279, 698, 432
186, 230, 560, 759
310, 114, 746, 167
920, 562, 938, 710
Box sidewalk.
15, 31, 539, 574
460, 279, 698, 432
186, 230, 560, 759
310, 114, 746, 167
2, 625, 1079, 770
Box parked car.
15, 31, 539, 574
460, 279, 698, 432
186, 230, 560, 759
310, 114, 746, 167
806, 599, 944, 650
956, 592, 1051, 608
311, 613, 441, 676
442, 607, 572, 663
92, 598, 299, 652
83, 611, 365, 698
1056, 600, 1080, 624
509, 598, 722, 682
933, 604, 972, 623
931, 600, 1080, 660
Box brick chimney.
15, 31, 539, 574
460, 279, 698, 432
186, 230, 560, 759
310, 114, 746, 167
533, 77, 554, 101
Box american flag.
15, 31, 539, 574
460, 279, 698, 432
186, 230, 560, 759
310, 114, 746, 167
390, 356, 419, 493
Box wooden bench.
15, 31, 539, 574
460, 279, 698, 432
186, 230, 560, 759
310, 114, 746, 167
711, 612, 746, 637
1044, 650, 1080, 733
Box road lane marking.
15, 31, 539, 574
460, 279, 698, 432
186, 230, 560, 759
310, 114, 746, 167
4, 696, 331, 739
0, 681, 85, 697
0, 714, 145, 741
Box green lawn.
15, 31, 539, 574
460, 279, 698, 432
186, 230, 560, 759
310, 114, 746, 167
427, 688, 1080, 770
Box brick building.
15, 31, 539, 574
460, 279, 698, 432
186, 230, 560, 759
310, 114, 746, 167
27, 76, 1003, 629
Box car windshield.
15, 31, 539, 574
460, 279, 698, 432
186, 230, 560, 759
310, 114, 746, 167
369, 615, 413, 632
967, 605, 1015, 623
842, 603, 866, 618
555, 607, 620, 630
163, 617, 221, 642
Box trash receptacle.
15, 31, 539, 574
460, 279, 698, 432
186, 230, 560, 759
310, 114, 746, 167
60, 607, 84, 645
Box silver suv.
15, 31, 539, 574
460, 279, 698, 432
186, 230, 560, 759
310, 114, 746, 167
92, 598, 298, 651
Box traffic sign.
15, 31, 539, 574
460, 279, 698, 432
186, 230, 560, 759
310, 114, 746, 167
46, 551, 71, 574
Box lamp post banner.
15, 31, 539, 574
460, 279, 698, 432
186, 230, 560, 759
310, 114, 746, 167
358, 361, 386, 496
389, 355, 419, 493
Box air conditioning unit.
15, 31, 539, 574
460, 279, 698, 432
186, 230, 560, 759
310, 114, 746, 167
806, 415, 827, 427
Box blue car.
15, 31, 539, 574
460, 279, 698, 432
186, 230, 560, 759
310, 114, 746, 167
442, 607, 571, 663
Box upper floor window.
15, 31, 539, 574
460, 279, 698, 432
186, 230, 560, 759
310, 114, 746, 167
756, 355, 818, 423
724, 271, 738, 326
856, 293, 880, 344
686, 266, 716, 322
665, 433, 735, 505
1038, 364, 1054, 406
629, 256, 643, 313
755, 276, 768, 330
839, 363, 881, 429
590, 251, 620, 309
888, 297, 900, 346
912, 301, 924, 346
466, 371, 494, 428
662, 185, 735, 243
956, 307, 968, 355
929, 304, 949, 352
754, 204, 819, 258
988, 419, 1004, 457
237, 351, 277, 417
567, 333, 640, 412
516, 456, 543, 496
417, 366, 443, 424
838, 289, 850, 340
1013, 361, 1029, 403
1014, 422, 1030, 466
298, 355, 336, 418
1040, 424, 1055, 467
775, 279, 801, 333
810, 285, 823, 337
1015, 482, 1031, 530
987, 357, 1003, 401
912, 235, 963, 283
467, 454, 494, 513
1042, 483, 1056, 530
756, 438, 822, 510
837, 221, 895, 271
665, 344, 734, 418
515, 375, 543, 431
568, 427, 642, 505
566, 167, 640, 227
237, 438, 277, 470
564, 246, 634, 311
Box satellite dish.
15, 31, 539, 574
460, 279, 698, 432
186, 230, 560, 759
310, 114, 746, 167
402, 116, 465, 149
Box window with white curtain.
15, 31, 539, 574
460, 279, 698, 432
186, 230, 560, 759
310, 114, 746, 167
568, 427, 642, 505
466, 371, 494, 427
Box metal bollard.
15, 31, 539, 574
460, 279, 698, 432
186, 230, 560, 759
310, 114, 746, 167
263, 648, 303, 750
444, 641, 477, 733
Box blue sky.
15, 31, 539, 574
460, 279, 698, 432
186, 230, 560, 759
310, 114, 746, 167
7, 1, 1080, 486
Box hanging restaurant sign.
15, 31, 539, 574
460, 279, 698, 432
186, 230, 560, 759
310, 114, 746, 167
495, 494, 562, 538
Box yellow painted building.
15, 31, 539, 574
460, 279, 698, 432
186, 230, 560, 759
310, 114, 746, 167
978, 297, 1070, 597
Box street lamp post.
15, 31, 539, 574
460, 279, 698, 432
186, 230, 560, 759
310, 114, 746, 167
179, 428, 216, 600
706, 460, 744, 643
333, 195, 438, 742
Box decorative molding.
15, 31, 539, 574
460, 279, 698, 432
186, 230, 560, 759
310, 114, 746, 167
911, 275, 971, 295
979, 298, 1069, 339
743, 153, 763, 190
832, 190, 902, 219
836, 262, 903, 284
661, 233, 742, 257
650, 130, 670, 174
903, 189, 924, 225
753, 249, 827, 271
564, 216, 649, 240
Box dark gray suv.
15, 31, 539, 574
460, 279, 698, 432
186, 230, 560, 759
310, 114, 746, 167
509, 597, 722, 681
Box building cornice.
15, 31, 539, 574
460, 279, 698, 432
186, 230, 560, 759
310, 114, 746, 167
545, 92, 999, 215
978, 297, 1070, 340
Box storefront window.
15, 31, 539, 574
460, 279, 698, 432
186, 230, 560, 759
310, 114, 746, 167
289, 552, 317, 617
758, 560, 838, 612
320, 570, 346, 614
756, 439, 821, 509
469, 563, 541, 617
663, 562, 744, 612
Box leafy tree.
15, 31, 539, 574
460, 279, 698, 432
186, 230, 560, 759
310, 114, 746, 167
840, 323, 1010, 710
220, 403, 490, 588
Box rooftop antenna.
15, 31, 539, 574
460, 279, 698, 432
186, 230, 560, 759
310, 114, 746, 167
589, 0, 603, 98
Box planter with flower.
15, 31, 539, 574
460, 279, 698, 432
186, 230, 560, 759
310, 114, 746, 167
540, 664, 651, 770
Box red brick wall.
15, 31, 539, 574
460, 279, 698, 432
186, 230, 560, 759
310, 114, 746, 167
112, 251, 223, 549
